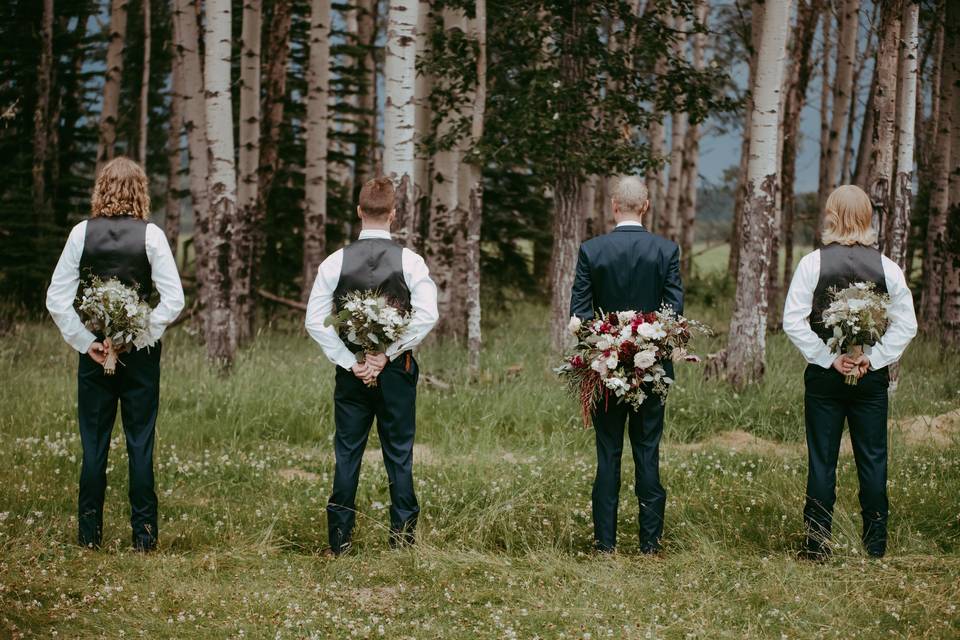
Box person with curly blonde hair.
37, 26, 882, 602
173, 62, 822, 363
46, 157, 184, 551
783, 185, 917, 560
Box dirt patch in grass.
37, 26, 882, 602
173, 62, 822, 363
277, 467, 321, 482
677, 429, 799, 456
362, 444, 437, 465
893, 409, 960, 447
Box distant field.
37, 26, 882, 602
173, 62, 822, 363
3, 278, 960, 638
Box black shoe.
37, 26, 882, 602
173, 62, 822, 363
639, 545, 662, 557
323, 541, 352, 557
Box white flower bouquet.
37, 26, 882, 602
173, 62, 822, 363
556, 307, 710, 426
77, 276, 155, 374
324, 289, 410, 386
822, 281, 891, 385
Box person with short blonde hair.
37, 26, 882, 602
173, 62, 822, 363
569, 173, 682, 554
782, 184, 917, 560
821, 184, 877, 246
46, 156, 184, 551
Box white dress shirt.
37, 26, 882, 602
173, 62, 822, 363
46, 220, 186, 354
782, 248, 917, 370
615, 220, 644, 229
304, 229, 440, 369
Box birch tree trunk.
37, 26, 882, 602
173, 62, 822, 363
203, 0, 238, 368
813, 10, 832, 248
383, 0, 421, 247
32, 0, 54, 221
726, 0, 792, 389
678, 0, 706, 279
164, 38, 184, 250
329, 3, 358, 206
172, 0, 209, 279
354, 0, 379, 191
816, 0, 859, 227
97, 0, 129, 171
664, 16, 688, 244
302, 0, 331, 299
137, 0, 151, 164
233, 0, 262, 339
426, 9, 466, 338
781, 0, 820, 296
728, 0, 765, 278
921, 7, 957, 333
888, 2, 918, 271
863, 0, 901, 249
465, 0, 487, 373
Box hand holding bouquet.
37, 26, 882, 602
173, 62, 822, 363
556, 306, 710, 427
822, 282, 891, 385
77, 276, 155, 374
324, 290, 410, 387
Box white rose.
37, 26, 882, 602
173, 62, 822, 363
568, 316, 582, 334
636, 322, 666, 340
634, 349, 657, 370
605, 352, 619, 369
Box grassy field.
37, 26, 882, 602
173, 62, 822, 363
2, 273, 960, 638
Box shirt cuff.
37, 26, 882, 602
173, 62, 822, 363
71, 331, 97, 355
335, 352, 359, 370
867, 352, 889, 371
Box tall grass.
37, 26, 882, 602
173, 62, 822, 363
1, 294, 959, 638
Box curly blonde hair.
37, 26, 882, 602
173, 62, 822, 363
821, 185, 876, 246
90, 157, 151, 219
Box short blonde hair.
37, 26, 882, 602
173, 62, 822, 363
91, 157, 150, 220
821, 185, 876, 246
611, 176, 649, 214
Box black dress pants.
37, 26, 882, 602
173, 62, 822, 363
327, 354, 420, 553
803, 364, 889, 557
77, 343, 161, 550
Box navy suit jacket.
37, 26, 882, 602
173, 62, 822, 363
569, 224, 684, 321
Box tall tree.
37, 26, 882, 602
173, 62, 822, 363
97, 0, 129, 170
171, 0, 209, 275
816, 0, 859, 239
888, 1, 919, 271
781, 0, 821, 296
164, 33, 184, 249
679, 0, 707, 279
137, 0, 151, 163
383, 0, 421, 246
32, 0, 54, 221
813, 9, 832, 248
302, 0, 330, 298
233, 0, 262, 338
922, 1, 956, 332
727, 0, 792, 388
941, 1, 960, 343
862, 0, 901, 249
203, 0, 238, 368
354, 0, 379, 190
663, 15, 688, 244
465, 0, 487, 374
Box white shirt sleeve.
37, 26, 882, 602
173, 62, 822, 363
46, 221, 98, 354
782, 250, 837, 369
868, 256, 918, 369
304, 249, 359, 370
386, 249, 439, 360
145, 223, 185, 342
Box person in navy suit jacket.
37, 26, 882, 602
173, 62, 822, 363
569, 176, 683, 554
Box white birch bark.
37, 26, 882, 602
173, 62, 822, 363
727, 0, 792, 388
203, 0, 238, 367
889, 1, 918, 271
164, 40, 184, 249
383, 0, 420, 246
97, 0, 128, 171
303, 0, 331, 298
465, 0, 487, 374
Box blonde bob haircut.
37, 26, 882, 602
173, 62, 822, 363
821, 185, 876, 246
90, 157, 151, 220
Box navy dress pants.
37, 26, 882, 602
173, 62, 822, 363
327, 354, 420, 553
803, 364, 889, 557
77, 343, 161, 550
591, 393, 667, 553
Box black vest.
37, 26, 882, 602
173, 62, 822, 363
811, 243, 887, 342
79, 216, 153, 300
333, 238, 412, 312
